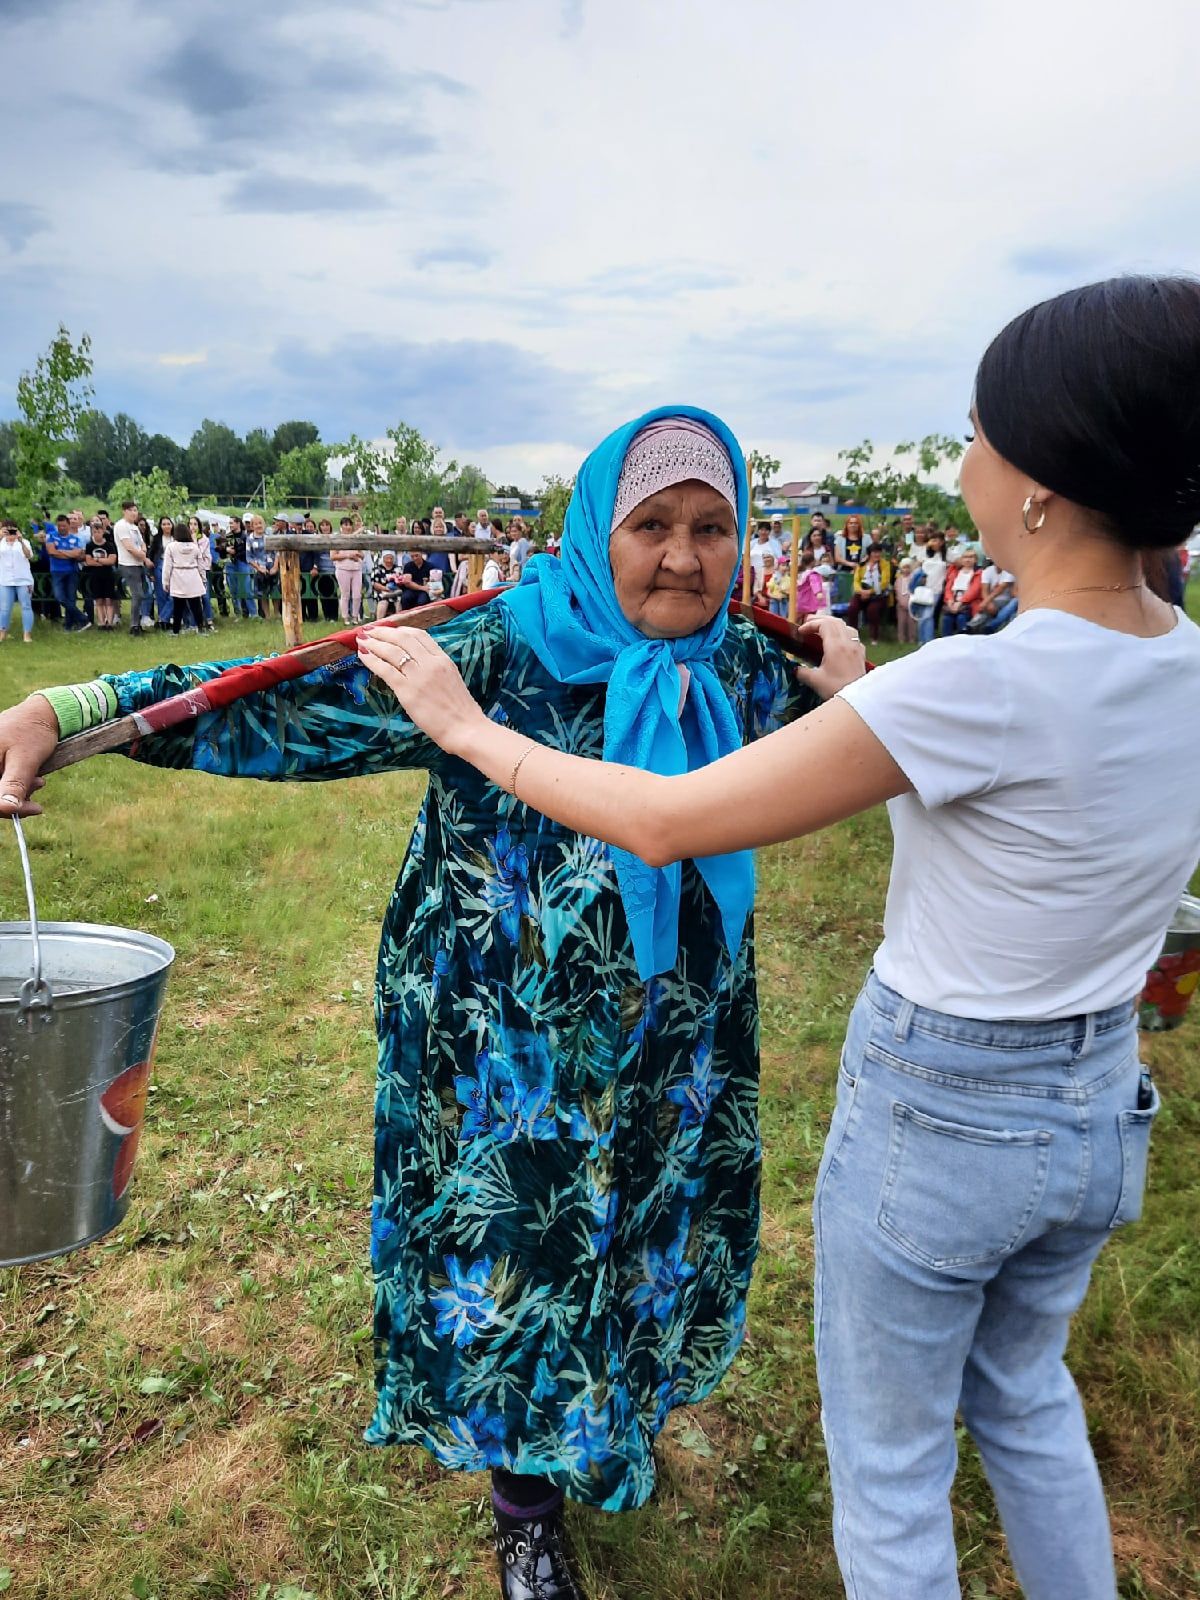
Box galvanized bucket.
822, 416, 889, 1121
0, 819, 174, 1267
1139, 891, 1200, 1032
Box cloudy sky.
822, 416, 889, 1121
3, 0, 1198, 489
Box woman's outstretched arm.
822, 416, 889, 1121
357, 618, 910, 865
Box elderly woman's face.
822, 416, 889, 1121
608, 479, 739, 639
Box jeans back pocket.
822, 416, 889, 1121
878, 1102, 1052, 1270
1110, 1082, 1160, 1229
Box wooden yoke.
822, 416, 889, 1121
263, 533, 501, 647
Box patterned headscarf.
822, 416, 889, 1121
610, 418, 739, 533
499, 406, 751, 982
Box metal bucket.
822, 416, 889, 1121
0, 819, 174, 1267
1139, 891, 1200, 1032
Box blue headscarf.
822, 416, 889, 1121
500, 404, 751, 982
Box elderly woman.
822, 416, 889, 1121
0, 406, 817, 1600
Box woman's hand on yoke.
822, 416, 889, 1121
356, 627, 487, 756
0, 697, 61, 817
792, 615, 869, 700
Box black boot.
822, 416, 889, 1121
491, 1490, 585, 1600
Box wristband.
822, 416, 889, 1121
37, 680, 119, 740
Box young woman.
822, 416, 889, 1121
150, 516, 174, 629
350, 277, 1200, 1600
331, 525, 364, 623
190, 517, 216, 631
162, 521, 210, 634
0, 521, 36, 642
845, 541, 894, 643
225, 515, 254, 619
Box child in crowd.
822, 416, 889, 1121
83, 521, 120, 629
372, 553, 404, 619
795, 549, 827, 621
894, 556, 918, 644
754, 553, 775, 610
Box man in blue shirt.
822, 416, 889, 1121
44, 513, 90, 632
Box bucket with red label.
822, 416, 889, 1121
1, 819, 174, 1266
1139, 891, 1200, 1032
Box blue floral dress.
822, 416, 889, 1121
102, 604, 816, 1510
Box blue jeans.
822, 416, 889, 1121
910, 602, 936, 644
814, 971, 1154, 1600
153, 560, 173, 626
0, 584, 34, 634
226, 562, 256, 617
50, 569, 87, 630
983, 597, 1019, 633
940, 607, 971, 636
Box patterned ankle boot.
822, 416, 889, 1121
491, 1492, 586, 1600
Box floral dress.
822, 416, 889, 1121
102, 604, 816, 1510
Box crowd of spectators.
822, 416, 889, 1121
4, 499, 1193, 648
1, 503, 536, 638
745, 509, 1194, 647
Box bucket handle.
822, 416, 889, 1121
12, 816, 51, 1012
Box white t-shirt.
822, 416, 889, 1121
0, 536, 34, 586
918, 554, 947, 596
838, 608, 1200, 1019
749, 537, 783, 582
114, 517, 146, 567
982, 565, 1015, 591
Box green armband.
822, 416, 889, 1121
38, 680, 119, 739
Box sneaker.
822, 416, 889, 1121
76, 621, 93, 633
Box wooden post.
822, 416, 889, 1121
787, 541, 800, 624
467, 553, 485, 593
279, 549, 303, 647
742, 458, 754, 605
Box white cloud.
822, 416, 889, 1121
1, 0, 1198, 487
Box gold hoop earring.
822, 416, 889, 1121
1022, 495, 1047, 533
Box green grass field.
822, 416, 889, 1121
1, 607, 1197, 1600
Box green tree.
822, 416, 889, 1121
266, 440, 330, 506
111, 412, 151, 480
8, 325, 93, 525
243, 426, 277, 484
106, 465, 191, 524
441, 463, 492, 518
334, 421, 455, 523
535, 474, 575, 539
64, 408, 117, 494
747, 449, 781, 515
0, 420, 16, 487
271, 419, 320, 458
183, 419, 251, 499
820, 434, 973, 531
145, 432, 184, 481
